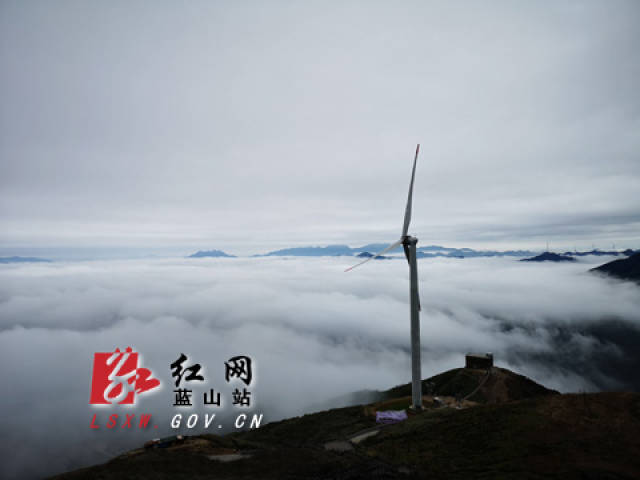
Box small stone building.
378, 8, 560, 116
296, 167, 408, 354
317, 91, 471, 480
465, 352, 494, 369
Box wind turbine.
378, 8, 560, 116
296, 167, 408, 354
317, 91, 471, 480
345, 144, 423, 410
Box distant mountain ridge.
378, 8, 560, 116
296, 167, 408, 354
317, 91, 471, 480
259, 244, 354, 257
520, 252, 576, 262
187, 245, 638, 259
0, 256, 51, 263
187, 250, 235, 258
255, 244, 537, 258
564, 248, 635, 257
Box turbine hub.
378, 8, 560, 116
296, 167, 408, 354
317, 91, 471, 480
403, 236, 418, 245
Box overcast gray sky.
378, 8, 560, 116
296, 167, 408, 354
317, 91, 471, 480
1, 0, 639, 255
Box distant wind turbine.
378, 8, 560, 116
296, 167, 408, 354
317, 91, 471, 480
345, 144, 424, 410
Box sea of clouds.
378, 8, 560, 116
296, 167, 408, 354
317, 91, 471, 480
1, 255, 639, 479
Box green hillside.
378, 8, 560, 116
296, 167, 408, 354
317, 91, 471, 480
51, 368, 639, 480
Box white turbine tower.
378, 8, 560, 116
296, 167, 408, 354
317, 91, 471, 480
345, 144, 423, 410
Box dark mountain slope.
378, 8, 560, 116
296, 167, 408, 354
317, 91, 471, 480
363, 392, 640, 479
521, 252, 575, 262
51, 392, 640, 480
356, 366, 558, 407
51, 367, 577, 480
591, 252, 640, 282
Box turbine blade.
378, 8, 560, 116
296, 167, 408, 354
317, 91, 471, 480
401, 144, 420, 237
344, 238, 403, 272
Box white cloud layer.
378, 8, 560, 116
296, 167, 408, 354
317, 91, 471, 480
1, 256, 639, 478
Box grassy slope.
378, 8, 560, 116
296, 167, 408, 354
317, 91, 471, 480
364, 392, 640, 479
382, 367, 558, 404
52, 370, 640, 480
